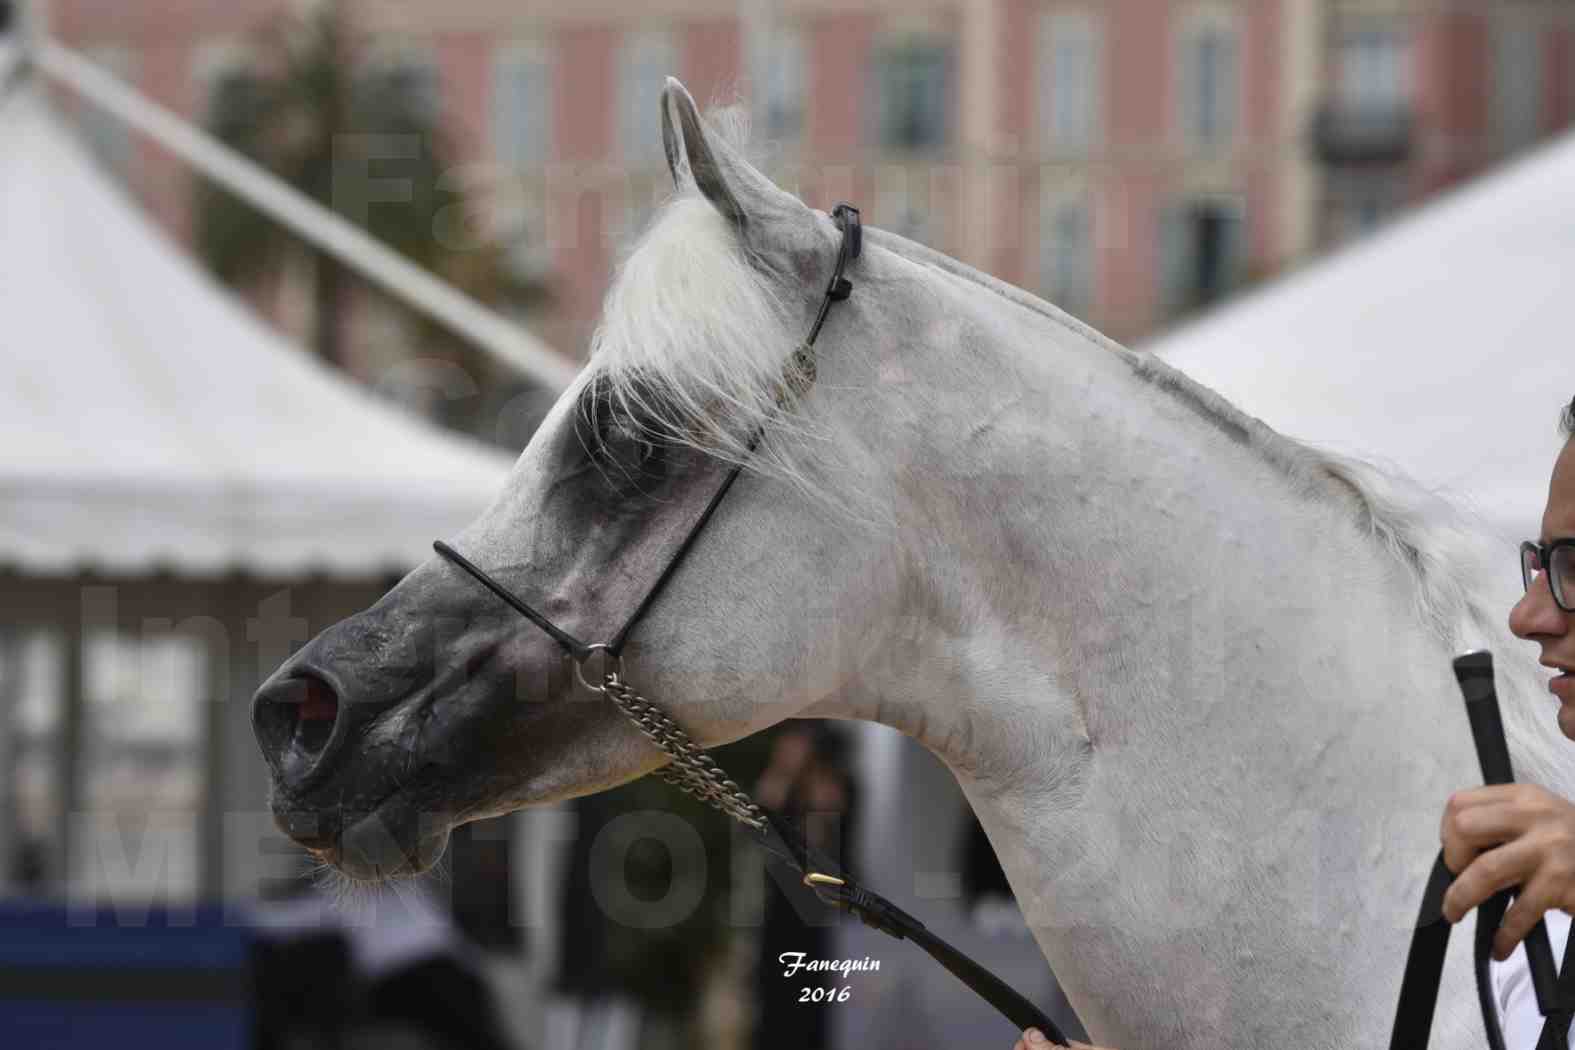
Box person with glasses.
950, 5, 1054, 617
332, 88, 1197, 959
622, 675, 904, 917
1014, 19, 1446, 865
1436, 394, 1575, 1048
1011, 395, 1575, 1050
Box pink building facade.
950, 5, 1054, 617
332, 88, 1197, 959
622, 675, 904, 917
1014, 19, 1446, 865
1316, 2, 1575, 248
47, 0, 1575, 360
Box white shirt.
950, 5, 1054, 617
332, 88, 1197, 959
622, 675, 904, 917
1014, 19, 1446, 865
1492, 908, 1574, 1048
249, 885, 464, 979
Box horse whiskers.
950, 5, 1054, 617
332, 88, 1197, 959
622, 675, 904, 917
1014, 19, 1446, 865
305, 855, 373, 914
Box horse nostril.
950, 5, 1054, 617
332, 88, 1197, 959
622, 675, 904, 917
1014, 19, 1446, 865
253, 673, 343, 782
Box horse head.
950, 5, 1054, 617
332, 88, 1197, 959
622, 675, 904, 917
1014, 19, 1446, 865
251, 80, 897, 881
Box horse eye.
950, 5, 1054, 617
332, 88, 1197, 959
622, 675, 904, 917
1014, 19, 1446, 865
603, 417, 656, 468
575, 385, 664, 484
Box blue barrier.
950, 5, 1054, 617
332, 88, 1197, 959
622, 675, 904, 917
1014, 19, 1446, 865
0, 900, 250, 1050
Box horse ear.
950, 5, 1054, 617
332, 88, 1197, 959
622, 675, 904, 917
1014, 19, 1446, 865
660, 79, 699, 192
660, 77, 789, 238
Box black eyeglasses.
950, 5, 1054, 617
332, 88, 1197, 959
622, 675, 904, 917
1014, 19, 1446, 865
1521, 539, 1575, 613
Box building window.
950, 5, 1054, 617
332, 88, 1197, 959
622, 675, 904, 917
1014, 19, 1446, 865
492, 42, 554, 279
193, 41, 267, 158
1040, 196, 1095, 319
79, 46, 139, 176
604, 171, 674, 262
1336, 25, 1409, 111
6, 631, 62, 891
496, 183, 554, 282
1177, 20, 1239, 147
874, 38, 953, 152
874, 166, 942, 249
493, 41, 553, 171
1569, 30, 1575, 128
1159, 198, 1245, 313
363, 47, 444, 126
1325, 172, 1403, 247
1038, 10, 1103, 152
70, 633, 205, 900
760, 25, 806, 144
1494, 19, 1544, 151
620, 28, 677, 165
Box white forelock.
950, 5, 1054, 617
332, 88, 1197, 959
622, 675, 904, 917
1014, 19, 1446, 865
586, 193, 874, 516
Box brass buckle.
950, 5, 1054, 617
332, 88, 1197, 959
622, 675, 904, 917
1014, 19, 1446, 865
803, 872, 849, 910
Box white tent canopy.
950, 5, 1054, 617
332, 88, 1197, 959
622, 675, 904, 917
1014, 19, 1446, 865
0, 81, 517, 577
1146, 133, 1575, 542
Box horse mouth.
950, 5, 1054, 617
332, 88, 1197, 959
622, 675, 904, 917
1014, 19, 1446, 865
273, 785, 452, 883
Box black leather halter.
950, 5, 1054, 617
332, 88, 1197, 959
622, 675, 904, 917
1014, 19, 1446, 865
432, 203, 1070, 1044
434, 202, 862, 665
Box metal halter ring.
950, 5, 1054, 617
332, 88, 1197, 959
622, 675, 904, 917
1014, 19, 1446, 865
574, 643, 624, 694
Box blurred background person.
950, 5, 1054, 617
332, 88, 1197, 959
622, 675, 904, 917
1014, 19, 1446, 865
751, 723, 856, 1050
252, 876, 517, 1050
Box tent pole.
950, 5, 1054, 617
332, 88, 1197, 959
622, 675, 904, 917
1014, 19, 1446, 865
200, 584, 224, 901
55, 583, 84, 891
0, 626, 18, 892
31, 40, 577, 393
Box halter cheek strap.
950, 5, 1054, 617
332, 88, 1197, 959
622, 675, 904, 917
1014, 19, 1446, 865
434, 202, 863, 665
432, 203, 1071, 1046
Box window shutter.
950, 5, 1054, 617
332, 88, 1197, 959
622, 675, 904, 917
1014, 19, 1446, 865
494, 45, 552, 170
1158, 204, 1189, 312
1220, 206, 1246, 291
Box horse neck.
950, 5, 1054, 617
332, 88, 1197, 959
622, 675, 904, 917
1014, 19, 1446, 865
841, 243, 1436, 784
828, 242, 1493, 1046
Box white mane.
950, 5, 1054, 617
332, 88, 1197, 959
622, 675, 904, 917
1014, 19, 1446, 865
869, 223, 1572, 796
1322, 450, 1568, 789
589, 195, 794, 453
1125, 348, 1572, 794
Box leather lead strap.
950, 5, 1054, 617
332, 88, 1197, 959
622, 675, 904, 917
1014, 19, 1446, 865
1534, 929, 1575, 1050
1389, 852, 1573, 1050
1390, 854, 1458, 1050
752, 807, 1069, 1044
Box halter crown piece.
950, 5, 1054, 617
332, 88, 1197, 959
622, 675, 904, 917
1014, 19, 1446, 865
434, 204, 1072, 1045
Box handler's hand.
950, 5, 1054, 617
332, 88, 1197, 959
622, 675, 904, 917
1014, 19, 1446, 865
1441, 783, 1575, 960
1014, 1029, 1113, 1050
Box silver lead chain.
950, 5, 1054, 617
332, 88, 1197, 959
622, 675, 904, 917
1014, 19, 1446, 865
601, 673, 769, 832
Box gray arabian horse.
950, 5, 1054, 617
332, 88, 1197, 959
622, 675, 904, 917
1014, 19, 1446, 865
253, 79, 1571, 1048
